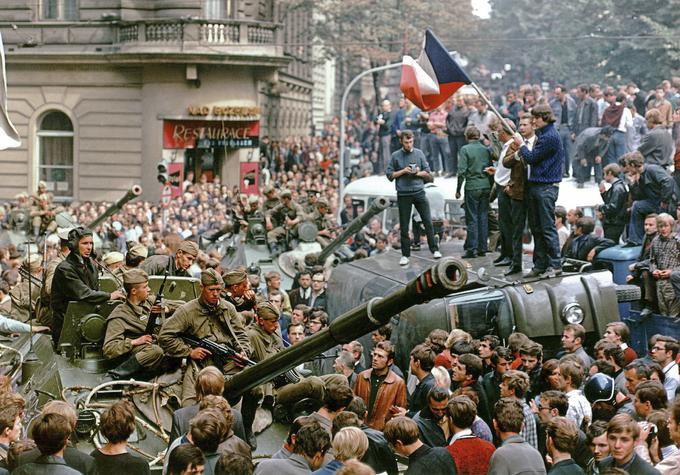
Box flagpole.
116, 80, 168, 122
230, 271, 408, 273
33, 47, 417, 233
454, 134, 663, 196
470, 82, 515, 135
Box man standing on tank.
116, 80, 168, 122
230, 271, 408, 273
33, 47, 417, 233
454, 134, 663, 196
386, 130, 442, 266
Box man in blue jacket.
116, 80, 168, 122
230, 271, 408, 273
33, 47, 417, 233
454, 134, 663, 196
386, 130, 442, 266
512, 104, 565, 278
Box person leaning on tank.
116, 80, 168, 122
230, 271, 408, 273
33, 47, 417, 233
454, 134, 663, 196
140, 239, 198, 277
103, 268, 182, 380
158, 268, 251, 407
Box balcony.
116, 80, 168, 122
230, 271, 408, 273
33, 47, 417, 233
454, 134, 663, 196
2, 18, 286, 66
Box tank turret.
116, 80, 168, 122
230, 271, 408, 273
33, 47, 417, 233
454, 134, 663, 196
87, 185, 142, 230
224, 257, 469, 398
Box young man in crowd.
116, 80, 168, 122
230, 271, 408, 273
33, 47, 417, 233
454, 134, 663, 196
446, 395, 496, 474
546, 417, 584, 475
597, 414, 661, 474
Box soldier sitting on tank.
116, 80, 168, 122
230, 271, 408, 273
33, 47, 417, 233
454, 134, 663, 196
37, 227, 72, 327
51, 227, 126, 344
265, 190, 302, 255
305, 199, 337, 248
8, 254, 42, 323
140, 240, 198, 277
262, 185, 279, 213
30, 193, 62, 239
562, 216, 616, 265
236, 195, 262, 236
103, 268, 181, 380
222, 268, 257, 312
158, 268, 251, 407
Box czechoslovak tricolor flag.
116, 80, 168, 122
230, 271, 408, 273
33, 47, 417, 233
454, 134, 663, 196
400, 29, 471, 111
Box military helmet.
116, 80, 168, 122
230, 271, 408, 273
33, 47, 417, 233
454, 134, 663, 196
584, 373, 616, 404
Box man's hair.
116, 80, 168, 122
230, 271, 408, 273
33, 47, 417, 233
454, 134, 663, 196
7, 439, 36, 471
519, 341, 543, 359
672, 398, 680, 430
427, 386, 451, 404
586, 419, 609, 443
333, 426, 369, 462
620, 150, 644, 168
214, 453, 254, 475
286, 415, 315, 445
625, 359, 654, 379
450, 340, 475, 357
167, 444, 205, 475
607, 413, 640, 439
564, 323, 586, 343
508, 332, 530, 353
575, 216, 595, 235
480, 335, 500, 349
410, 344, 436, 372
384, 416, 419, 446
31, 413, 71, 456
332, 411, 361, 437
373, 324, 392, 340
375, 341, 395, 361
554, 206, 567, 224
198, 395, 234, 433
464, 125, 481, 141
603, 163, 621, 177
264, 271, 281, 282
100, 400, 136, 444
336, 459, 376, 475
578, 84, 589, 94
491, 346, 513, 366
288, 322, 305, 335
345, 397, 367, 422
606, 322, 630, 343
447, 396, 476, 429
502, 370, 530, 398
656, 335, 680, 359
195, 366, 225, 401
41, 400, 77, 433
190, 409, 227, 453
309, 309, 329, 327
592, 359, 615, 377
346, 340, 363, 355
559, 359, 584, 388
645, 108, 663, 125
546, 416, 579, 454
531, 104, 556, 123
602, 343, 625, 368
426, 329, 449, 354
493, 398, 525, 433
400, 129, 414, 140
294, 421, 331, 457
540, 390, 569, 417
0, 405, 21, 435
458, 353, 484, 380
324, 384, 354, 412
635, 380, 668, 410
336, 351, 355, 371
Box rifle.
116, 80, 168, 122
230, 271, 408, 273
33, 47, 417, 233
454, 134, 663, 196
145, 271, 168, 334
181, 335, 256, 368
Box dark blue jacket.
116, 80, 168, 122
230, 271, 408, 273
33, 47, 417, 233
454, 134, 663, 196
520, 123, 564, 184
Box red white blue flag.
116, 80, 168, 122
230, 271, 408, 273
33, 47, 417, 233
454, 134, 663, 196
400, 29, 471, 111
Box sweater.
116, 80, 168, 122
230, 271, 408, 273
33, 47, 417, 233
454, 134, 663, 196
519, 123, 564, 184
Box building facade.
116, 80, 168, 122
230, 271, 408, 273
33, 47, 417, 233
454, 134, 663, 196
0, 0, 313, 202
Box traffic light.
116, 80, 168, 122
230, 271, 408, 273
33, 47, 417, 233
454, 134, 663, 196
157, 159, 168, 184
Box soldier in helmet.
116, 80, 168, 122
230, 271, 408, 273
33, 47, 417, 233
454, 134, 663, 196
104, 268, 179, 379
141, 240, 198, 277
262, 185, 279, 213
158, 268, 252, 406
222, 268, 257, 312
306, 199, 337, 248
51, 227, 125, 344
102, 251, 125, 281
9, 254, 42, 323
265, 190, 302, 255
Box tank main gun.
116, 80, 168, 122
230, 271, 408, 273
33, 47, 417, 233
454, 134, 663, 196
87, 185, 142, 231
224, 257, 469, 398
316, 196, 390, 264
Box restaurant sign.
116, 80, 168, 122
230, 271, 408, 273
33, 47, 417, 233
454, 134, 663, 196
163, 120, 260, 149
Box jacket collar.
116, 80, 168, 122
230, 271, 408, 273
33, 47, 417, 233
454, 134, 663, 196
361, 369, 398, 384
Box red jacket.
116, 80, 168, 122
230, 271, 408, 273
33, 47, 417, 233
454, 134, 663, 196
353, 369, 407, 431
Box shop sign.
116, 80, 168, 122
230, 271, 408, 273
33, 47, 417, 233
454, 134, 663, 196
163, 120, 260, 149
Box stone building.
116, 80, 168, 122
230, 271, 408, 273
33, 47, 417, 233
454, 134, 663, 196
0, 0, 312, 202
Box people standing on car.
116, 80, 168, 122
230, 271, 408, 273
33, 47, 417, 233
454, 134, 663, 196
385, 130, 442, 266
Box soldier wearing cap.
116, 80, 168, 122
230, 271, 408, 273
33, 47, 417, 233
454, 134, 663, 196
305, 199, 337, 247
158, 268, 252, 406
262, 185, 279, 213
141, 239, 198, 277
104, 268, 179, 379
124, 243, 148, 270
265, 190, 303, 255
223, 268, 257, 312
8, 254, 42, 323
52, 227, 125, 344
302, 188, 319, 215
241, 301, 285, 446
29, 191, 61, 239
37, 227, 72, 326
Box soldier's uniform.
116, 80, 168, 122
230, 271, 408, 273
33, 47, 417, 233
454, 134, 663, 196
262, 185, 280, 213
302, 190, 319, 215
222, 269, 256, 312
266, 190, 302, 250
29, 191, 60, 237
102, 251, 125, 283
305, 200, 336, 248
158, 268, 251, 406
140, 240, 198, 277
9, 255, 42, 323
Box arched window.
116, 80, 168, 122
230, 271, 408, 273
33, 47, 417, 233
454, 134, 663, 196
38, 111, 74, 201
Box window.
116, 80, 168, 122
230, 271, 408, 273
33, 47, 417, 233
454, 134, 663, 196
203, 0, 234, 19
42, 0, 78, 21
38, 111, 74, 201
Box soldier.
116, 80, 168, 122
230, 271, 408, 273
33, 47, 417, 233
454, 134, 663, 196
51, 227, 125, 344
262, 185, 279, 213
29, 190, 60, 238
0, 281, 11, 315
102, 251, 125, 281
37, 227, 71, 327
141, 240, 198, 277
9, 254, 42, 323
158, 268, 251, 407
236, 195, 261, 236
306, 199, 337, 247
242, 301, 284, 448
303, 188, 319, 215
265, 190, 302, 255
125, 243, 148, 269
222, 268, 257, 312
103, 269, 175, 379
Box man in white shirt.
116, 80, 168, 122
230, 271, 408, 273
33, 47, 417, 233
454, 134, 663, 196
650, 335, 680, 401
490, 122, 516, 268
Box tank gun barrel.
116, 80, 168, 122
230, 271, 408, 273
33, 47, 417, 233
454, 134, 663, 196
224, 257, 469, 398
87, 185, 142, 230
317, 196, 390, 263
